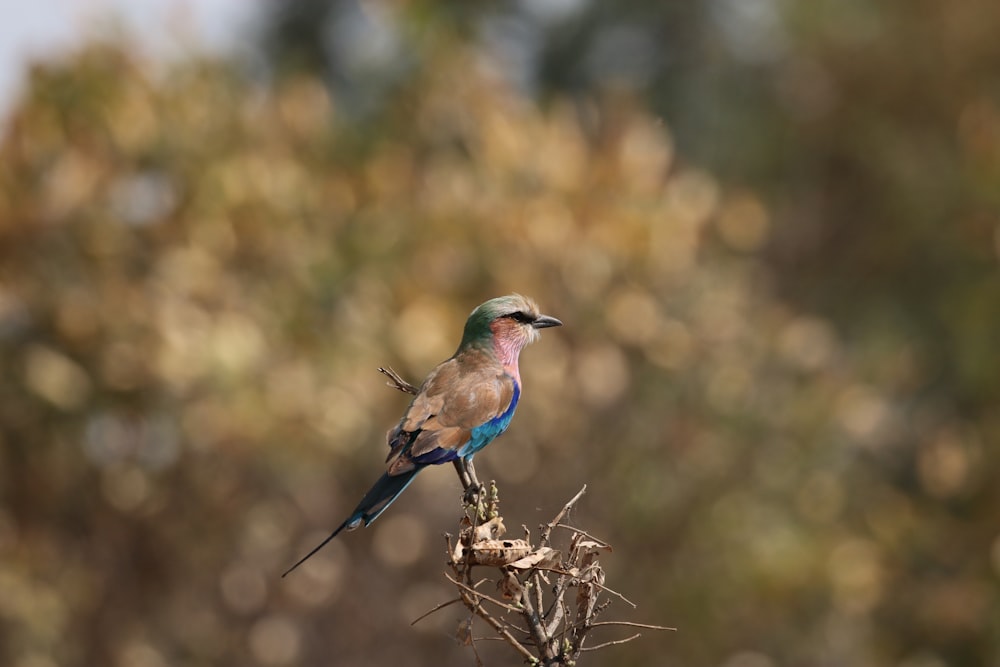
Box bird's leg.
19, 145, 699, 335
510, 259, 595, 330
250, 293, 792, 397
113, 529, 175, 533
465, 458, 481, 492
454, 458, 483, 504
453, 458, 471, 489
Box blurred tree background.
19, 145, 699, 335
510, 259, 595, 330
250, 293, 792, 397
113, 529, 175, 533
1, 1, 999, 666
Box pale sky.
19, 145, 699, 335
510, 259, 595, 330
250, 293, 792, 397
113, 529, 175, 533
0, 0, 261, 119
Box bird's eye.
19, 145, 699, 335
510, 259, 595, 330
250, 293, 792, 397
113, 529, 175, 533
508, 311, 534, 324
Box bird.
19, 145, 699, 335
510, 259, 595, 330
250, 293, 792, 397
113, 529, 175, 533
282, 294, 561, 577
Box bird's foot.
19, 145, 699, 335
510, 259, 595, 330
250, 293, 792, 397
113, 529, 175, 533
463, 482, 485, 506
464, 480, 500, 523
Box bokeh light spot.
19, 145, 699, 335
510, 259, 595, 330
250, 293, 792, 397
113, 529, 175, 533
220, 563, 268, 615
796, 473, 844, 523
117, 641, 168, 667
574, 343, 630, 407
23, 344, 91, 410
917, 429, 975, 498
248, 615, 301, 666
716, 192, 771, 252
778, 317, 837, 372
101, 467, 151, 513
721, 650, 776, 667
373, 513, 427, 568
827, 539, 883, 615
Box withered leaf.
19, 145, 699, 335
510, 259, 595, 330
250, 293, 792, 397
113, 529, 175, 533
509, 546, 561, 570
465, 538, 532, 566
497, 570, 523, 601
473, 517, 506, 542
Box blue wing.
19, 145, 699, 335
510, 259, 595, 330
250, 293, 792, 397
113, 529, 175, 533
384, 350, 519, 474
459, 381, 520, 458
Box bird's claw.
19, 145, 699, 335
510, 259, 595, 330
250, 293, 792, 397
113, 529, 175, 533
463, 482, 485, 506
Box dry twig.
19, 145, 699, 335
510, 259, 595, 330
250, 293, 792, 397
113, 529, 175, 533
382, 367, 672, 665
431, 485, 672, 665
379, 366, 419, 395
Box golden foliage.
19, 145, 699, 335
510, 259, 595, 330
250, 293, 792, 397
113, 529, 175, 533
0, 38, 995, 667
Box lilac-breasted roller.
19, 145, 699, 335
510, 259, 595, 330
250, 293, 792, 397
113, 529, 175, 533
282, 294, 561, 576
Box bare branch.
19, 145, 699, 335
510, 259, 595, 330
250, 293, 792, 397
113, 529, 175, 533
441, 480, 670, 664
555, 524, 612, 548
588, 579, 637, 609
589, 621, 677, 632
410, 596, 463, 626
521, 583, 556, 661
531, 568, 545, 626
580, 633, 642, 651
529, 565, 639, 609
467, 599, 538, 663
544, 593, 567, 638
540, 485, 587, 546
443, 573, 526, 615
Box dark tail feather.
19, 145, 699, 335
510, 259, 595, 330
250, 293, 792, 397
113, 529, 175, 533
281, 517, 352, 578
281, 469, 420, 577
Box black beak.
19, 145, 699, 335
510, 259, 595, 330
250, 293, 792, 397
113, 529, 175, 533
531, 314, 562, 329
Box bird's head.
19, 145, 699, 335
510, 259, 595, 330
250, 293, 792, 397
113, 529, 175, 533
459, 294, 561, 362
